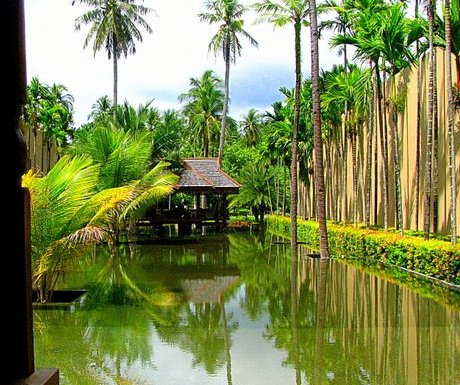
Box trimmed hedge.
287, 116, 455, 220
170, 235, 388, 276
266, 215, 460, 286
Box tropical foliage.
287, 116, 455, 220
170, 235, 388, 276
22, 77, 75, 170
24, 0, 460, 295
23, 155, 104, 302
74, 0, 153, 106
199, 0, 258, 163
24, 120, 179, 302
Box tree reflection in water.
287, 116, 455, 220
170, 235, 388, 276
33, 230, 460, 385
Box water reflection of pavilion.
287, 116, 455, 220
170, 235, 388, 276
148, 252, 241, 303
138, 158, 241, 234
181, 276, 240, 303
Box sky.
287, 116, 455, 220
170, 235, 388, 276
24, 0, 342, 128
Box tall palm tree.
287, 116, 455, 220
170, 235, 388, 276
178, 69, 224, 157
253, 0, 310, 246
74, 0, 153, 107
319, 0, 353, 70
423, 0, 436, 240
310, 0, 329, 258
380, 3, 418, 235
444, 0, 457, 243
199, 0, 258, 164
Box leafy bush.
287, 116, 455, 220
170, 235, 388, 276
267, 215, 460, 285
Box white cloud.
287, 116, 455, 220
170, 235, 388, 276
25, 0, 341, 127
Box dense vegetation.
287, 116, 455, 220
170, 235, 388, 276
21, 0, 460, 298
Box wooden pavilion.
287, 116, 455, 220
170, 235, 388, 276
138, 158, 241, 234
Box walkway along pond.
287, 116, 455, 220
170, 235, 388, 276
33, 229, 460, 385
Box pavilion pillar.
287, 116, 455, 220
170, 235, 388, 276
222, 194, 228, 229
4, 2, 59, 384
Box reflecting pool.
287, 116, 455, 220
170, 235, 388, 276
34, 230, 460, 385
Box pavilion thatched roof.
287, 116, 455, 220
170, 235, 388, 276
177, 158, 241, 194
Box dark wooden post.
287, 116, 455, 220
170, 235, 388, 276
222, 194, 228, 229
4, 2, 59, 384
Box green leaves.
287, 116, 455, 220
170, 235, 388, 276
200, 0, 258, 63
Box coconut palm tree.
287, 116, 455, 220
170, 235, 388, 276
88, 95, 114, 123
112, 99, 160, 132
199, 0, 258, 164
309, 0, 330, 258
253, 0, 310, 246
240, 108, 262, 146
74, 0, 153, 107
178, 69, 224, 157
151, 109, 188, 163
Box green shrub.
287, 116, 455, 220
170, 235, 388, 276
266, 215, 460, 285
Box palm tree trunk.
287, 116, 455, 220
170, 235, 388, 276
290, 21, 301, 246
352, 129, 358, 227
267, 180, 273, 214
326, 143, 335, 221
416, 57, 422, 230
310, 0, 329, 258
365, 90, 374, 227
218, 51, 231, 165
431, 56, 439, 234
445, 0, 457, 243
204, 134, 209, 158
335, 142, 342, 222
424, 0, 435, 240
373, 71, 379, 225
415, 0, 421, 231
391, 94, 403, 235
375, 64, 389, 230
276, 158, 280, 214
342, 115, 348, 224
283, 166, 288, 216
113, 47, 118, 107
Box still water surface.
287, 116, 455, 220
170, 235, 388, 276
34, 230, 460, 385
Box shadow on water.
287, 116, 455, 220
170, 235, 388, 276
33, 228, 460, 385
